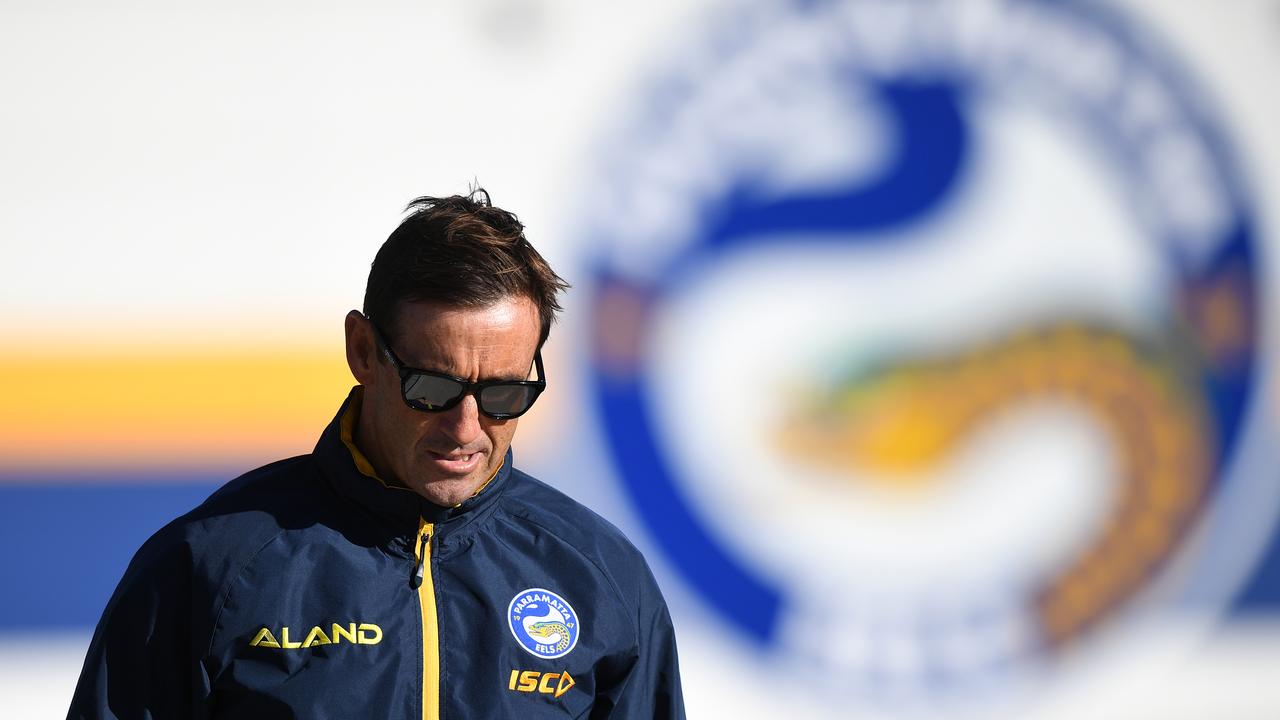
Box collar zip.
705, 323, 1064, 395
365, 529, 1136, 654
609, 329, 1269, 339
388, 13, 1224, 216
411, 522, 433, 589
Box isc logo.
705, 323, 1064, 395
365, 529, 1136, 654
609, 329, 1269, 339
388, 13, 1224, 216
507, 669, 576, 699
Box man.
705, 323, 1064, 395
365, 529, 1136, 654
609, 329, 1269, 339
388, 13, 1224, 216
69, 190, 685, 719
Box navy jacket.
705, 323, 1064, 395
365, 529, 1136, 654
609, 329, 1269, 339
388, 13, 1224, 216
69, 391, 684, 719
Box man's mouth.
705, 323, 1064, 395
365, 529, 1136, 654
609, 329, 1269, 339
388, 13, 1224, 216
424, 450, 483, 475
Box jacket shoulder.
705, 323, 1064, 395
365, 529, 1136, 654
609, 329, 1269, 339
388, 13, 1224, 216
87, 455, 323, 658
175, 454, 318, 541
126, 455, 322, 595
499, 469, 661, 607
501, 469, 636, 551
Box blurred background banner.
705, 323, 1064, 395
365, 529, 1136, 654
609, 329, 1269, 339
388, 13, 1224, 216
1, 0, 1277, 717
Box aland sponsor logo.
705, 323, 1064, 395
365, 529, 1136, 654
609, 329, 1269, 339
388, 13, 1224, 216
248, 622, 383, 649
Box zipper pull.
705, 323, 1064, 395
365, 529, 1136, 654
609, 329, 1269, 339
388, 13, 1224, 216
411, 531, 431, 588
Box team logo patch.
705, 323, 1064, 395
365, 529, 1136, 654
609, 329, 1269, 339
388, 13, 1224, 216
508, 588, 580, 659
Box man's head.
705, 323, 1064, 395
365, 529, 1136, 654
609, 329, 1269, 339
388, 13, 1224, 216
344, 189, 569, 506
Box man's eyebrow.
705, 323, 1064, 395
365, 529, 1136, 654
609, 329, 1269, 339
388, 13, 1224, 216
478, 365, 538, 383
403, 357, 532, 383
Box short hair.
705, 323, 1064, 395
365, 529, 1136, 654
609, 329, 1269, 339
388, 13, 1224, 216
363, 188, 569, 347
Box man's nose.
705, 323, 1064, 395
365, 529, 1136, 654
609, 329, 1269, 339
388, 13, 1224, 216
437, 393, 484, 446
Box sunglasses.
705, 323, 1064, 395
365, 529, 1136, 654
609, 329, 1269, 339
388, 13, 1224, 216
368, 320, 546, 420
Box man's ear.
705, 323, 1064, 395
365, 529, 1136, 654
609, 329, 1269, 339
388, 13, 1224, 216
345, 310, 379, 385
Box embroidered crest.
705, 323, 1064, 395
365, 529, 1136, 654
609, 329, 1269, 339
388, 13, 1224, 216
508, 588, 580, 659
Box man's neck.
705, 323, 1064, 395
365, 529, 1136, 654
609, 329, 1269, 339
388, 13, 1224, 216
351, 389, 394, 484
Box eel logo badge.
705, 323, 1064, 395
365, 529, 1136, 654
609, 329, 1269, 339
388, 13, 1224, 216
585, 0, 1270, 704
508, 588, 580, 659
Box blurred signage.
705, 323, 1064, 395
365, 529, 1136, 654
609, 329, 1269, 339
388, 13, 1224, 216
586, 0, 1267, 706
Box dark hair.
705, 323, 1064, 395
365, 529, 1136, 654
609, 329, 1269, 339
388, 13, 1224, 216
363, 188, 569, 346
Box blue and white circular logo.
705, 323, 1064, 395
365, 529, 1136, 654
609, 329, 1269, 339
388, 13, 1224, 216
583, 0, 1274, 707
507, 588, 580, 659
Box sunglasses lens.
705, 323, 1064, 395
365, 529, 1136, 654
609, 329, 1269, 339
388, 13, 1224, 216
479, 384, 541, 416
403, 374, 464, 410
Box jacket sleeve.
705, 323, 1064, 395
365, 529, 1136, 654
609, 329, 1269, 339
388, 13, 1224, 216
67, 530, 209, 720
598, 564, 686, 720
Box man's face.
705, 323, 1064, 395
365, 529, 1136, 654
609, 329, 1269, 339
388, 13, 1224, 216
345, 296, 542, 507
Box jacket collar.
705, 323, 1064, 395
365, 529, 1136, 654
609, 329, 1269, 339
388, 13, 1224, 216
313, 387, 513, 544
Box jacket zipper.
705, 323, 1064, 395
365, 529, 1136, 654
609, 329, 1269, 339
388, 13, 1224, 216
412, 530, 431, 588
413, 520, 440, 720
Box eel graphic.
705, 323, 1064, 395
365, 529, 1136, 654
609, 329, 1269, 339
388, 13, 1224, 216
778, 323, 1213, 645
527, 621, 572, 653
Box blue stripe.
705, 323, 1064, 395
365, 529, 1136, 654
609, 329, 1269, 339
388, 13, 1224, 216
0, 477, 222, 630
0, 475, 1276, 632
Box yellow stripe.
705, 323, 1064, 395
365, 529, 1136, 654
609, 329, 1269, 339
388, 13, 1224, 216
416, 519, 440, 720
0, 345, 350, 471
0, 339, 558, 474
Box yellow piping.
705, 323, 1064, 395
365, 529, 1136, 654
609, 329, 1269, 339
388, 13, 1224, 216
340, 388, 388, 483
416, 519, 440, 720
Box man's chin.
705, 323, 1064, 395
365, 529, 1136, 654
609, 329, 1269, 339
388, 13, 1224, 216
413, 472, 487, 507
405, 449, 501, 506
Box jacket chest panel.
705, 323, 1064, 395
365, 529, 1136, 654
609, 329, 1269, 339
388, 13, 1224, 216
202, 526, 636, 718
429, 536, 633, 718
207, 534, 422, 718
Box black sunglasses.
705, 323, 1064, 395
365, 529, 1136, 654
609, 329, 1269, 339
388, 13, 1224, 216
367, 320, 546, 420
